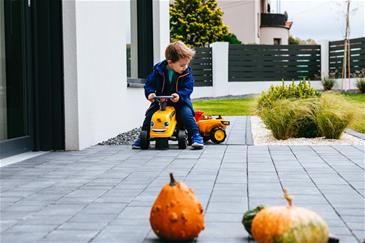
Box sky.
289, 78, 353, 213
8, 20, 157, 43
270, 0, 365, 41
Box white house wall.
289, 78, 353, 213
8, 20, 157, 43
218, 0, 260, 44
260, 27, 289, 44
153, 0, 170, 63
63, 0, 149, 150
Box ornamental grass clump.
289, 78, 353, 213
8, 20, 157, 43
260, 98, 319, 139
315, 93, 354, 139
258, 89, 354, 140
356, 78, 365, 93
321, 77, 335, 91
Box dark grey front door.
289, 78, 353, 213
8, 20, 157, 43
0, 0, 33, 158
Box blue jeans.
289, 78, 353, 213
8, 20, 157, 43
142, 102, 199, 137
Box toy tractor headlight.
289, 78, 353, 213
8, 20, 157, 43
164, 121, 169, 127
150, 121, 154, 127
221, 121, 230, 125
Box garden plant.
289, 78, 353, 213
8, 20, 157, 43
321, 77, 335, 91
257, 80, 354, 139
356, 78, 365, 93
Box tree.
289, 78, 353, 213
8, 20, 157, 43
223, 33, 242, 44
289, 35, 317, 45
288, 35, 300, 45
170, 0, 234, 47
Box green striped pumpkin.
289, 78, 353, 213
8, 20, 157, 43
252, 189, 329, 243
242, 205, 265, 235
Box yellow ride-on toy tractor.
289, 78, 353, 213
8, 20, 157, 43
140, 96, 187, 150
194, 111, 230, 144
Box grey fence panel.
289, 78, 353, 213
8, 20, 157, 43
228, 44, 321, 81
329, 37, 365, 78
190, 47, 213, 87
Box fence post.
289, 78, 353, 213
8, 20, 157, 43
320, 40, 329, 79
210, 42, 229, 97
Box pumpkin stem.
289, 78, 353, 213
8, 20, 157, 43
283, 188, 293, 207
169, 173, 176, 186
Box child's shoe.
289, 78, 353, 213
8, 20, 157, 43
191, 133, 204, 149
132, 138, 141, 149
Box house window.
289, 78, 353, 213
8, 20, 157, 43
127, 0, 138, 79
274, 38, 281, 45
126, 0, 154, 87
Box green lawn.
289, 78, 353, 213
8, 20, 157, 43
192, 97, 257, 116
192, 93, 365, 133
342, 93, 365, 133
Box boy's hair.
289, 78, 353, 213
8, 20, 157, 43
165, 41, 195, 63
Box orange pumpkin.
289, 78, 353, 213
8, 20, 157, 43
150, 173, 205, 241
252, 188, 329, 243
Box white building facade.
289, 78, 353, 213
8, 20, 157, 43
1, 0, 170, 158
63, 0, 170, 150
218, 0, 292, 45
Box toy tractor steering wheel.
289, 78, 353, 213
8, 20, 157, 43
154, 95, 176, 110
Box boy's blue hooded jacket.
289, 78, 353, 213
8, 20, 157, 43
144, 60, 195, 114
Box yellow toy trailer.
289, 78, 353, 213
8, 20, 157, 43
195, 111, 230, 144
140, 96, 187, 150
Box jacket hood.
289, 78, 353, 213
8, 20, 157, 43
154, 60, 191, 76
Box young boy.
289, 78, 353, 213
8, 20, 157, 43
132, 41, 204, 149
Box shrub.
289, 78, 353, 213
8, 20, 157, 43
257, 79, 320, 111
315, 93, 354, 139
321, 77, 335, 91
260, 98, 319, 139
259, 93, 354, 140
223, 33, 242, 44
356, 78, 365, 93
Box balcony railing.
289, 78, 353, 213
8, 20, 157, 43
260, 13, 288, 28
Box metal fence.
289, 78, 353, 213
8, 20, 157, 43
329, 37, 365, 78
190, 47, 213, 87
228, 44, 321, 81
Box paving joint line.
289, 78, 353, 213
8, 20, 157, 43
350, 144, 364, 153
309, 146, 364, 198
330, 145, 364, 170
3, 151, 121, 236
38, 150, 147, 241
203, 145, 229, 213
89, 151, 187, 243
289, 145, 361, 243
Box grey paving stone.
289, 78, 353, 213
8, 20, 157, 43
57, 221, 109, 231
0, 220, 18, 232
5, 224, 57, 233
41, 229, 99, 242
1, 140, 364, 242
68, 213, 116, 224
91, 225, 149, 243
205, 213, 244, 223
198, 222, 248, 240
0, 232, 46, 243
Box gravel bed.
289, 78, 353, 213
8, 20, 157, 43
99, 127, 141, 145
251, 116, 364, 145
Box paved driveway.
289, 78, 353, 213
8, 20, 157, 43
1, 117, 364, 243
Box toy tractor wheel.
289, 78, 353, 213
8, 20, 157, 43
177, 130, 187, 149
156, 139, 169, 150
140, 131, 150, 150
210, 128, 226, 144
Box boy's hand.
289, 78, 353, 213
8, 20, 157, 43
148, 93, 156, 102
171, 93, 179, 103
